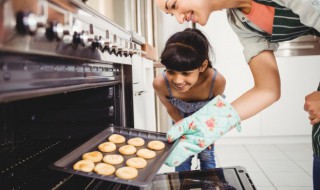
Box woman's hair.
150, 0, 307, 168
160, 28, 213, 71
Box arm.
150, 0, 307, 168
304, 90, 320, 125
212, 71, 226, 97
231, 50, 281, 120
153, 75, 183, 123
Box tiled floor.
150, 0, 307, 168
158, 143, 314, 190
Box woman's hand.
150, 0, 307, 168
304, 91, 320, 125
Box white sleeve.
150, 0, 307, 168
226, 9, 279, 63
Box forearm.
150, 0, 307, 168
167, 109, 183, 123
231, 51, 281, 121
231, 86, 280, 120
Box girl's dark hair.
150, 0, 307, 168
160, 28, 213, 71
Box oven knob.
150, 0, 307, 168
110, 34, 118, 55
72, 31, 88, 46
72, 31, 81, 45
45, 21, 63, 41
91, 36, 102, 50
129, 42, 138, 57
116, 38, 123, 57
102, 30, 110, 53
122, 41, 129, 57
16, 11, 38, 35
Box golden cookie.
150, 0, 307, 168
82, 151, 103, 162
94, 163, 116, 176
118, 145, 137, 155
98, 142, 116, 152
136, 148, 156, 159
147, 140, 165, 150
73, 159, 94, 172
103, 154, 124, 165
127, 137, 145, 147
116, 166, 138, 180
108, 134, 125, 144
126, 157, 147, 169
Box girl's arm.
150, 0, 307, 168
231, 50, 281, 120
212, 71, 226, 97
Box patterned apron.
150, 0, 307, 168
242, 0, 320, 42
313, 83, 320, 157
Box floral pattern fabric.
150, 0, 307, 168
165, 95, 242, 167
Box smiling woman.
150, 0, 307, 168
155, 0, 252, 25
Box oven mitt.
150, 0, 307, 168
165, 95, 241, 167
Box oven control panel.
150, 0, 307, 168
0, 0, 140, 65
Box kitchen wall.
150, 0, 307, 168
197, 10, 320, 143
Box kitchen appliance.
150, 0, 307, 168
59, 166, 256, 190
0, 0, 142, 189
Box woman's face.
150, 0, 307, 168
165, 69, 200, 93
156, 0, 213, 26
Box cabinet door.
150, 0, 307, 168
132, 54, 145, 92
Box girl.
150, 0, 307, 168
153, 28, 226, 171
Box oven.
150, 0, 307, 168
0, 0, 139, 189
0, 1, 257, 189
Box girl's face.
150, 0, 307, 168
156, 0, 213, 26
166, 69, 201, 93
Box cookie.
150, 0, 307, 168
82, 151, 103, 162
147, 140, 165, 150
126, 157, 147, 169
127, 137, 145, 147
118, 144, 137, 155
108, 134, 126, 144
136, 148, 156, 159
94, 163, 116, 176
115, 166, 138, 180
73, 159, 95, 172
103, 154, 124, 165
98, 142, 116, 152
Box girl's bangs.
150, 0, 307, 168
161, 46, 203, 71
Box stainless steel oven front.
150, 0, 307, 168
0, 0, 140, 189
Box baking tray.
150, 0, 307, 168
50, 126, 179, 187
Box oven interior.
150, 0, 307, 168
0, 85, 126, 189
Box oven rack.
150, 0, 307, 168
0, 137, 90, 189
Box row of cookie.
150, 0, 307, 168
73, 159, 141, 180
107, 134, 166, 150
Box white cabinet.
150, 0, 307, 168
132, 54, 145, 93
132, 57, 156, 131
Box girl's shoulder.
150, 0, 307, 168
153, 73, 169, 96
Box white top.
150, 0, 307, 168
226, 0, 320, 63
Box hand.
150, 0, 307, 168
304, 91, 320, 125
165, 95, 241, 167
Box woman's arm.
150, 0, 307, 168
231, 50, 281, 120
